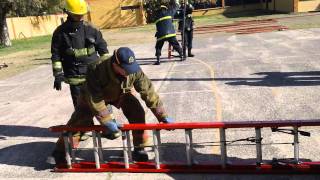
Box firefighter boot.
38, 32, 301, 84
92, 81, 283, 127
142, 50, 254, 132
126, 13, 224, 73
188, 48, 194, 57
180, 51, 186, 61
50, 150, 67, 166
132, 147, 149, 162
154, 56, 160, 65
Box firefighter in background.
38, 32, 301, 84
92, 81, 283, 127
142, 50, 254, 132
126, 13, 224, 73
51, 0, 109, 108
154, 3, 184, 65
178, 1, 194, 57
50, 47, 174, 165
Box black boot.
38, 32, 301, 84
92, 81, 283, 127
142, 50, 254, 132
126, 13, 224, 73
132, 148, 149, 162
154, 56, 160, 65
188, 48, 194, 57
180, 51, 186, 61
50, 150, 67, 166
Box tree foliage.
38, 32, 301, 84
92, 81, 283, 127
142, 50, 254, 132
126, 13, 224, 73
0, 0, 63, 47
8, 0, 63, 17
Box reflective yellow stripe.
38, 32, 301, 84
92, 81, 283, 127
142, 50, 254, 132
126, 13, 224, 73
52, 61, 62, 70
65, 77, 86, 85
160, 5, 168, 9
73, 47, 96, 57
87, 47, 95, 55
155, 16, 172, 24
100, 53, 111, 60
157, 33, 176, 41
74, 48, 87, 57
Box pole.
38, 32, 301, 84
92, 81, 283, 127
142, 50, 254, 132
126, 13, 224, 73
181, 0, 187, 58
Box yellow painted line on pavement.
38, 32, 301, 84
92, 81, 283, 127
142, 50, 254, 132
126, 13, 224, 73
193, 58, 222, 155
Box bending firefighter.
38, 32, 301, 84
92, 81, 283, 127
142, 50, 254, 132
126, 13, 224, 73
51, 47, 174, 165
154, 3, 184, 65
178, 1, 194, 57
51, 0, 109, 108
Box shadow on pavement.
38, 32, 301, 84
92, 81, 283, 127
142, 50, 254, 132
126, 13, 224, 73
223, 71, 320, 87
0, 141, 55, 171
136, 57, 181, 65
0, 125, 58, 139
150, 71, 320, 87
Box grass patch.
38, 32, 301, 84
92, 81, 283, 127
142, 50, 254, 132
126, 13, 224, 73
194, 10, 290, 26
0, 35, 51, 56
0, 35, 51, 80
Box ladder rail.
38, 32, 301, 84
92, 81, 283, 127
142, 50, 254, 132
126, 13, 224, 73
50, 119, 320, 132
63, 131, 72, 169
92, 131, 100, 169
50, 120, 320, 173
122, 131, 130, 169
153, 130, 161, 169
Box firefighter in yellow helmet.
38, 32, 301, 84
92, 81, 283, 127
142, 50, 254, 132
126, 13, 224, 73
51, 0, 109, 109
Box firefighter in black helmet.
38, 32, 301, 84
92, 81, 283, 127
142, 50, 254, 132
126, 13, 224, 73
154, 3, 184, 65
51, 0, 109, 108
178, 1, 194, 57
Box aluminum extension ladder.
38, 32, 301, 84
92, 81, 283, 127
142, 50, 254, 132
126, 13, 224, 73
49, 119, 320, 173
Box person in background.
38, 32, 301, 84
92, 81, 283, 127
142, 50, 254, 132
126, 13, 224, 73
178, 1, 195, 57
154, 2, 184, 65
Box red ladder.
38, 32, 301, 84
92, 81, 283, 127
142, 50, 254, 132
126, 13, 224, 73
49, 120, 320, 173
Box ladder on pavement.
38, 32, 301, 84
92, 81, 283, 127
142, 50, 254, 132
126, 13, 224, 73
49, 120, 320, 173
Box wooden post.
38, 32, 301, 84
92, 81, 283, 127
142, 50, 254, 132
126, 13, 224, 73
293, 0, 298, 13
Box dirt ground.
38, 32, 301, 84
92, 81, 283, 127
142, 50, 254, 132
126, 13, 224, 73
1, 12, 320, 180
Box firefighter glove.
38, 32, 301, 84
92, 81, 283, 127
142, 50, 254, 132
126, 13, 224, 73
53, 74, 64, 91
103, 119, 121, 140
162, 117, 174, 124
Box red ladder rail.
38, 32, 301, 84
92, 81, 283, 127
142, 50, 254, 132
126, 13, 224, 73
50, 119, 320, 132
49, 119, 320, 173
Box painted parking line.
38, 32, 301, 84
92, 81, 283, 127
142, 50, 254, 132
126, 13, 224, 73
193, 58, 222, 155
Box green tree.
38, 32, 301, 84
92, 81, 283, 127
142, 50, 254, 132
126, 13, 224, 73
0, 0, 63, 47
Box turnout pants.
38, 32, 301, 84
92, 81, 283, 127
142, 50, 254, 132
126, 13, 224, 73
54, 93, 148, 153
69, 85, 81, 109
155, 36, 183, 57
182, 30, 193, 51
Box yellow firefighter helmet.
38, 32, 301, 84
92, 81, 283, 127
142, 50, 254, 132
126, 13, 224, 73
65, 0, 88, 15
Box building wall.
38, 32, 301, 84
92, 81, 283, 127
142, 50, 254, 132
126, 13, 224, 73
274, 0, 295, 12
192, 4, 262, 16
298, 0, 320, 12
87, 0, 145, 29
6, 14, 66, 40
260, 0, 294, 13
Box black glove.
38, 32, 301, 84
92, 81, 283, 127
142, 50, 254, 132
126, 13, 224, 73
53, 74, 64, 91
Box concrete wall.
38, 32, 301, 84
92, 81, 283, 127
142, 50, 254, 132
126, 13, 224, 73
6, 14, 66, 40
87, 0, 145, 29
298, 0, 320, 12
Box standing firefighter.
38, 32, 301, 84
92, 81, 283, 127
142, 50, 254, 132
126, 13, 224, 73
51, 0, 109, 108
179, 1, 194, 57
51, 47, 174, 165
154, 3, 184, 65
